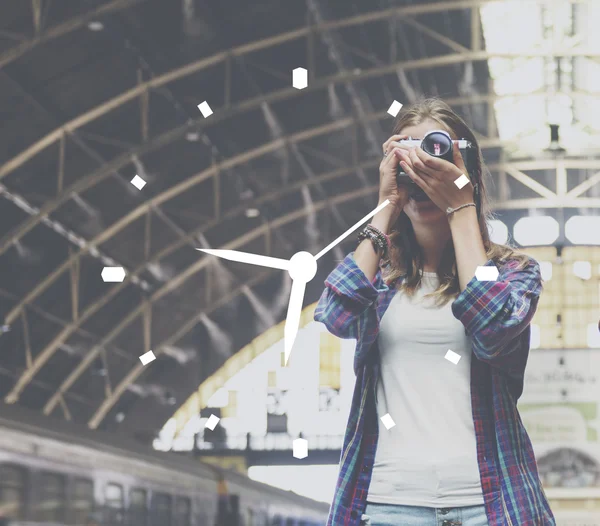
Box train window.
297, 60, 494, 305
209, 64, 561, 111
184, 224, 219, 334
105, 483, 125, 525
285, 519, 295, 526
271, 516, 282, 526
129, 488, 148, 526
34, 472, 67, 522
151, 493, 172, 526
174, 496, 191, 526
0, 464, 26, 519
69, 478, 94, 525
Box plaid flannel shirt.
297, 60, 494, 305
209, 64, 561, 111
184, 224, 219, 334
314, 252, 556, 526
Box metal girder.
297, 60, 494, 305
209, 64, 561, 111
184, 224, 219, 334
1, 98, 508, 329
84, 183, 381, 429
4, 85, 599, 328
2, 0, 597, 183
23, 158, 600, 420
2, 112, 375, 327
1, 62, 596, 254
40, 158, 379, 416
4, 108, 600, 407
0, 286, 140, 365
0, 84, 573, 261
0, 0, 146, 69
82, 174, 600, 429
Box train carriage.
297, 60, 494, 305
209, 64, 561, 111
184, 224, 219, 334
0, 405, 328, 526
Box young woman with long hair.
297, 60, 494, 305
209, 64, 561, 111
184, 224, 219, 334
315, 98, 555, 526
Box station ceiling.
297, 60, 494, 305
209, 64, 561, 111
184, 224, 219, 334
0, 0, 598, 444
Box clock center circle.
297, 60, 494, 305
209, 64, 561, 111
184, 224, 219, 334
288, 251, 317, 283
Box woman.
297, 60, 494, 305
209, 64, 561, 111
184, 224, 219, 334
314, 98, 555, 526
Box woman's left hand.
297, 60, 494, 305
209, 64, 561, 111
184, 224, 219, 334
395, 142, 475, 213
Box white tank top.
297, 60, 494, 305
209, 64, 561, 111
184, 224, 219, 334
367, 272, 485, 507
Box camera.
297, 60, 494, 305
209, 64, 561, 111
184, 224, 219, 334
395, 130, 477, 187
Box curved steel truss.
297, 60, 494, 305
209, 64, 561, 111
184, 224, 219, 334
2, 0, 599, 431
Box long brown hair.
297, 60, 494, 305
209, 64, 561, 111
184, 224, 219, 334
383, 98, 531, 305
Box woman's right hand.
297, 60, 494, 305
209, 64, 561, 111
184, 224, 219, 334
378, 134, 411, 223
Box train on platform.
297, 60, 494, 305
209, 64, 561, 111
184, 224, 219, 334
0, 405, 329, 526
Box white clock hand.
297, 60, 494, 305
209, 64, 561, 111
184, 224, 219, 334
284, 278, 306, 366
196, 248, 290, 271
313, 199, 390, 260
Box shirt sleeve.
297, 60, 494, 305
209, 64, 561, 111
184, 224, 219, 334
314, 252, 388, 340
451, 256, 543, 370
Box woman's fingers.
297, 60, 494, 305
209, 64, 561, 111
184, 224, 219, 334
382, 134, 409, 154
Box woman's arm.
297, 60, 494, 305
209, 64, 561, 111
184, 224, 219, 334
448, 205, 489, 291
353, 203, 396, 282
449, 205, 543, 372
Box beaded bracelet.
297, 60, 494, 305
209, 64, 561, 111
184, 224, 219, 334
366, 224, 391, 251
357, 224, 390, 258
357, 229, 385, 256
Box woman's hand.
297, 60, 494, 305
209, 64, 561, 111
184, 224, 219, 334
378, 134, 411, 224
396, 141, 475, 213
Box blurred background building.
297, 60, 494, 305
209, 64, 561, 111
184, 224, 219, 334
0, 0, 599, 525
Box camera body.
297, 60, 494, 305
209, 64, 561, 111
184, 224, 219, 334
395, 130, 477, 186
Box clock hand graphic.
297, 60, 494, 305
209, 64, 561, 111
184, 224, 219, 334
198, 199, 390, 365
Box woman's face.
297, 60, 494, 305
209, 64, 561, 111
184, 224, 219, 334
397, 119, 454, 227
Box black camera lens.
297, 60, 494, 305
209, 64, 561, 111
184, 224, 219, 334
421, 130, 452, 160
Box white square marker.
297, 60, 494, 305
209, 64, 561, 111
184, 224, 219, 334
380, 413, 396, 430
454, 174, 469, 189
101, 266, 126, 282
292, 438, 308, 459
292, 67, 308, 89
130, 175, 146, 190
475, 266, 499, 281
205, 414, 220, 431
139, 350, 156, 366
197, 101, 213, 118
445, 349, 461, 365
387, 100, 403, 117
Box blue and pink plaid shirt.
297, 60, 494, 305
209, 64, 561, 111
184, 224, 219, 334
314, 252, 555, 526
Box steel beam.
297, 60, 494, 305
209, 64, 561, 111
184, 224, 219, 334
40, 171, 600, 420
2, 88, 596, 326
85, 186, 600, 429
85, 184, 383, 429
0, 89, 555, 260
40, 160, 380, 416
4, 103, 600, 395
0, 0, 146, 69
2, 113, 376, 325
1, 0, 597, 182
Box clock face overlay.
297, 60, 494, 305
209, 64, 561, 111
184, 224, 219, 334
197, 198, 392, 366
110, 75, 502, 449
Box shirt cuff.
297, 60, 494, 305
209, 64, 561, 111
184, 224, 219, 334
324, 252, 389, 306
451, 258, 502, 324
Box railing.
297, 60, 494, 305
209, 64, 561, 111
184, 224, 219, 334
195, 433, 345, 452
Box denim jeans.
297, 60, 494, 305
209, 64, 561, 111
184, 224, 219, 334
360, 502, 490, 526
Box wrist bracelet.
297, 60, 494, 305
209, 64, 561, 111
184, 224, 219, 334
357, 225, 390, 258
357, 230, 386, 257
446, 202, 476, 216
366, 225, 391, 252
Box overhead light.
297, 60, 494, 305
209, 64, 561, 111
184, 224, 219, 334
186, 131, 200, 142
487, 220, 508, 245
513, 216, 559, 246
245, 208, 260, 218
115, 412, 125, 423
566, 217, 600, 245
87, 21, 104, 31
